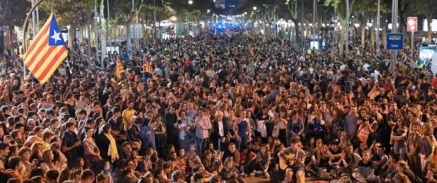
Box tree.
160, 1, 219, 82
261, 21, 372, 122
108, 0, 147, 51
325, 0, 357, 55
0, 0, 29, 46
354, 0, 390, 48
0, 0, 29, 27
39, 0, 94, 48
413, 0, 437, 42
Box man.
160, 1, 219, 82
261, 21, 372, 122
79, 169, 95, 183
61, 122, 82, 168
122, 100, 136, 126
278, 138, 306, 183
140, 120, 156, 150
194, 108, 212, 155
419, 123, 436, 174
6, 156, 23, 182
211, 110, 229, 152
126, 115, 140, 143
394, 160, 416, 182
222, 143, 241, 167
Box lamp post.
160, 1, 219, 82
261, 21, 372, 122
153, 0, 157, 44
94, 0, 99, 63
312, 0, 316, 35
188, 0, 193, 36
376, 0, 381, 57
21, 0, 46, 75
31, 0, 36, 37
345, 0, 350, 56
107, 0, 112, 57
391, 0, 398, 71
100, 0, 106, 67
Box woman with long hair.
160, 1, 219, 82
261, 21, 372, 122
390, 118, 408, 160
406, 123, 422, 177
18, 147, 33, 179
83, 126, 102, 168
96, 123, 119, 164
315, 144, 333, 172
29, 142, 44, 162
176, 148, 187, 171
235, 110, 251, 150
40, 149, 56, 172
155, 117, 167, 156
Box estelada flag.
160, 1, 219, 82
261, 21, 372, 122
23, 14, 68, 84
115, 57, 124, 79
143, 61, 152, 74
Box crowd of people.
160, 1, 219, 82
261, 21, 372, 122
0, 31, 434, 183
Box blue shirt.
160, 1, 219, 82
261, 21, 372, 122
139, 125, 156, 149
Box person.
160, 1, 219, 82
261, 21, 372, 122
278, 138, 306, 183
82, 126, 101, 168
80, 169, 95, 183
194, 109, 212, 155
61, 122, 81, 168
356, 150, 378, 182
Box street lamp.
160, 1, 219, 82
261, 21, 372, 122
253, 6, 257, 11
187, 0, 193, 36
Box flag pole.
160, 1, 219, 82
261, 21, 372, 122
22, 0, 46, 76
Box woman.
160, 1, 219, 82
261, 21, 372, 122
96, 123, 119, 163
236, 110, 251, 150
356, 109, 377, 146
315, 144, 333, 173
29, 142, 44, 162
221, 157, 239, 181
272, 117, 288, 146
308, 112, 326, 142
255, 108, 270, 144
202, 150, 215, 173
155, 118, 167, 156
288, 111, 304, 140
18, 147, 34, 179
186, 143, 198, 159
406, 123, 422, 177
50, 142, 67, 171
119, 167, 140, 183
83, 126, 102, 168
40, 149, 56, 172
390, 118, 408, 160
164, 145, 176, 161
71, 157, 85, 171
176, 149, 187, 171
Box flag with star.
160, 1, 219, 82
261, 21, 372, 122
23, 14, 68, 84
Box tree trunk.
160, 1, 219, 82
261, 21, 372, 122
87, 24, 92, 55
78, 26, 84, 43
68, 24, 76, 48
360, 19, 366, 49
345, 0, 350, 56
293, 19, 301, 51
427, 14, 433, 42
382, 22, 387, 48
100, 0, 107, 62
125, 16, 134, 51
370, 24, 375, 47
339, 19, 345, 55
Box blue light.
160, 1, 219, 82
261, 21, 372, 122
211, 19, 243, 32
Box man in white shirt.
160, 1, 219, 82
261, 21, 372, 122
195, 108, 212, 155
